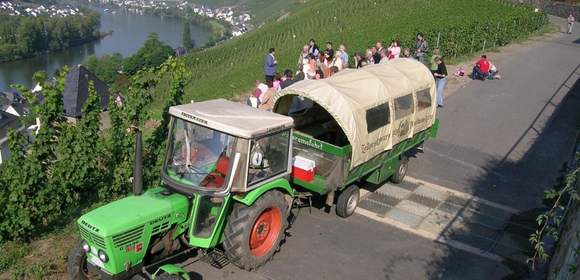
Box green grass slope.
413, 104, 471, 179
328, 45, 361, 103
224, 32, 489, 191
177, 0, 546, 104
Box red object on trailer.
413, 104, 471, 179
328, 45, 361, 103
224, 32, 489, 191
292, 156, 315, 182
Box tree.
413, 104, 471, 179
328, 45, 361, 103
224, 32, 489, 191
123, 33, 174, 75
86, 53, 124, 86
144, 58, 190, 188
183, 21, 194, 49
0, 68, 68, 241
32, 70, 47, 85
51, 81, 103, 205
101, 67, 158, 198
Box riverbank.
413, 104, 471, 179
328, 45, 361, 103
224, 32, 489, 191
0, 7, 211, 90
0, 30, 112, 64
0, 10, 102, 63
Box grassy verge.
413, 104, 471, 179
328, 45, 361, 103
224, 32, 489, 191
446, 21, 557, 65
0, 224, 77, 280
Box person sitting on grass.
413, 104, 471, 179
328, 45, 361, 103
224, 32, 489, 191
471, 54, 490, 81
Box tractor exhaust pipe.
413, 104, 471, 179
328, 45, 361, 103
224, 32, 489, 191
133, 128, 143, 196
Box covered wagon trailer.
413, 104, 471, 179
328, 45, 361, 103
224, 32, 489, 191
273, 59, 439, 217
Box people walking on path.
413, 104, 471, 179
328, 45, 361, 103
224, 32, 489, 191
264, 48, 277, 83
433, 57, 448, 107
415, 33, 428, 63
568, 13, 575, 34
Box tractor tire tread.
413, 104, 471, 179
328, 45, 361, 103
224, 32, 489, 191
223, 190, 288, 271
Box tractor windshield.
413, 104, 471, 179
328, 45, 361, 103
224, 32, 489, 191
163, 118, 238, 193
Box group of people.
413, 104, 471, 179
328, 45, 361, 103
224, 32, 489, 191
254, 32, 501, 110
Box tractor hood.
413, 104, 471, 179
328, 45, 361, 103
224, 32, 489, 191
78, 188, 189, 237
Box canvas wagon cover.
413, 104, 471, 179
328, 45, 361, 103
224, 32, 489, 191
273, 59, 436, 168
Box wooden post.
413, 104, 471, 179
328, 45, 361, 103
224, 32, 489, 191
470, 33, 475, 54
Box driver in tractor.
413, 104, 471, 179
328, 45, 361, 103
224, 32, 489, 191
173, 122, 233, 189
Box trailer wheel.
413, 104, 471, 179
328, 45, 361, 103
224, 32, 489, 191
390, 156, 409, 184
67, 241, 95, 280
336, 185, 360, 218
223, 190, 288, 271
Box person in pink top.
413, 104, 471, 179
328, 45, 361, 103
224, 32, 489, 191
388, 40, 401, 59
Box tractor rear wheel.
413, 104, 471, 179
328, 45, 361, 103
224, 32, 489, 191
336, 184, 360, 218
390, 155, 409, 184
223, 190, 288, 271
67, 241, 96, 280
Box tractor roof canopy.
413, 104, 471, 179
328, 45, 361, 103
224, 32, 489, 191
169, 99, 294, 139
273, 59, 436, 168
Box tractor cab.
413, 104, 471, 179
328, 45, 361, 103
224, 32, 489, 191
162, 99, 294, 197
161, 99, 294, 246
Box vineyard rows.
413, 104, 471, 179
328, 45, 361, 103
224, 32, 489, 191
171, 0, 547, 103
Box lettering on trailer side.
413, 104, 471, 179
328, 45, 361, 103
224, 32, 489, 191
293, 135, 323, 150
361, 134, 391, 154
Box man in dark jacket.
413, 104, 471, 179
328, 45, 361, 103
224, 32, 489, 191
281, 69, 295, 89
264, 48, 277, 83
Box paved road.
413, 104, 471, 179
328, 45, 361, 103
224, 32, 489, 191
183, 17, 580, 280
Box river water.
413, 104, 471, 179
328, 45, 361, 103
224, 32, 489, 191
0, 7, 211, 90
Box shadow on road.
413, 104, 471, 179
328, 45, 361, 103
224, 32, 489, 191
425, 65, 580, 279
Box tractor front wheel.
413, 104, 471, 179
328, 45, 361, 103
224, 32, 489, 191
67, 241, 95, 280
223, 190, 288, 271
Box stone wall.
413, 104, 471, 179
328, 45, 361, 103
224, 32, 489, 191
547, 137, 580, 280
548, 200, 580, 279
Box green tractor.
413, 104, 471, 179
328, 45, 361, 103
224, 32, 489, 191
68, 61, 439, 279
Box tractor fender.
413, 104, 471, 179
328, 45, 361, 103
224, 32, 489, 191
233, 178, 294, 206
153, 264, 190, 280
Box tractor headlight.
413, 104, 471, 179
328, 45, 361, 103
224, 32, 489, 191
81, 240, 90, 253
98, 250, 109, 263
